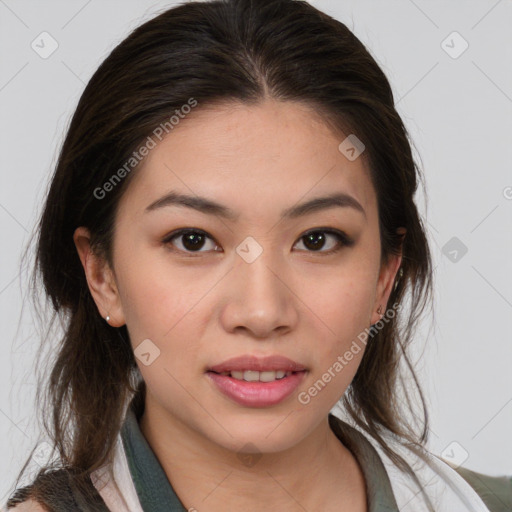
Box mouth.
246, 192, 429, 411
207, 369, 306, 382
205, 355, 308, 407
207, 354, 307, 375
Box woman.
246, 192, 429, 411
5, 0, 511, 511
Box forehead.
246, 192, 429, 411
117, 99, 376, 223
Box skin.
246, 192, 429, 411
10, 502, 45, 512
74, 98, 403, 511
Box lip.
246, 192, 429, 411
207, 355, 307, 373
206, 370, 307, 407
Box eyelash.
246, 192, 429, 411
161, 227, 354, 257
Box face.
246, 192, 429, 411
75, 98, 401, 455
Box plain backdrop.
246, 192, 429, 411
1, 0, 511, 503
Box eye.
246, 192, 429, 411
162, 229, 220, 255
293, 228, 354, 255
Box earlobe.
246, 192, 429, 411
371, 228, 406, 325
371, 255, 402, 325
72, 227, 126, 327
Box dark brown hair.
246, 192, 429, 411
8, 0, 434, 508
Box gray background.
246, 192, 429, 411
1, 0, 511, 502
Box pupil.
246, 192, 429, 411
183, 233, 204, 251
304, 232, 325, 251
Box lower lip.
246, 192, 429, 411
206, 371, 307, 407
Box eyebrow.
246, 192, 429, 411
144, 191, 366, 220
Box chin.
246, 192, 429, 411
201, 408, 311, 454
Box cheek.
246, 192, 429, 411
117, 257, 208, 409
304, 266, 375, 340
115, 243, 211, 340
115, 252, 226, 397
299, 272, 374, 401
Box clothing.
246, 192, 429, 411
4, 395, 512, 511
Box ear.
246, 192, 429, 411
73, 226, 126, 327
370, 228, 406, 325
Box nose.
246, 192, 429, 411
219, 248, 299, 339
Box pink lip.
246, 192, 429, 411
206, 371, 307, 407
207, 355, 307, 373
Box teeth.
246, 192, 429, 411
243, 370, 260, 382
225, 370, 292, 382
259, 371, 277, 382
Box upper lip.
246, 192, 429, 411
208, 355, 307, 373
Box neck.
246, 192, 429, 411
139, 398, 367, 512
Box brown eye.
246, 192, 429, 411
294, 229, 353, 255
163, 229, 219, 254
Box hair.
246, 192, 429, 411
7, 0, 435, 509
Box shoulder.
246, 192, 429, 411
6, 468, 109, 512
454, 465, 512, 512
5, 485, 45, 511
7, 500, 47, 512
